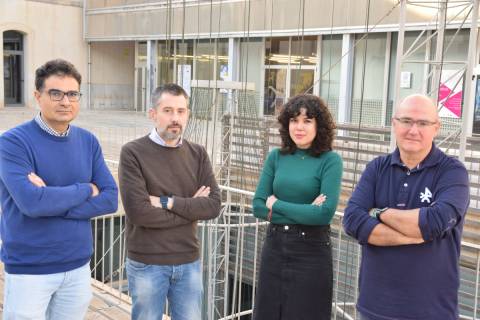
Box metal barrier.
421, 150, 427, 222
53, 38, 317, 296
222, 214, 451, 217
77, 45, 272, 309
89, 185, 480, 320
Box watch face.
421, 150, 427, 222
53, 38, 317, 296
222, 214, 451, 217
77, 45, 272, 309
160, 197, 168, 208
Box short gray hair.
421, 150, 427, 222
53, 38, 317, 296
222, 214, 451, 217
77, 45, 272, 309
151, 83, 189, 107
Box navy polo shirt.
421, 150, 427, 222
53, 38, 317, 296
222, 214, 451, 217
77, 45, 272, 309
343, 144, 470, 320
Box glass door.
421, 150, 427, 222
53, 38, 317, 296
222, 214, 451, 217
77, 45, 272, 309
3, 31, 23, 106
264, 68, 287, 115
135, 67, 147, 112
290, 68, 315, 97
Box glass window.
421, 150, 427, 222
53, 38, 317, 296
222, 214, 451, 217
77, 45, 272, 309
265, 37, 289, 66
474, 76, 480, 135
195, 39, 215, 80
290, 69, 314, 97
264, 68, 287, 115
388, 31, 429, 108
176, 40, 194, 89
157, 40, 174, 85
239, 38, 263, 92
290, 36, 317, 66
320, 35, 342, 118
351, 33, 387, 126
216, 39, 229, 81
239, 38, 263, 116
430, 29, 468, 133
3, 31, 23, 51
137, 41, 147, 63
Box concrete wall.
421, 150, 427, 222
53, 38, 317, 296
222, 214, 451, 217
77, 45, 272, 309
0, 0, 86, 108
84, 0, 473, 40
89, 41, 135, 110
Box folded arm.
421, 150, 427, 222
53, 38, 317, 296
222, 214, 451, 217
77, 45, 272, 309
271, 155, 343, 225
64, 141, 118, 219
118, 146, 192, 229
343, 161, 423, 246
0, 135, 92, 218
169, 149, 221, 221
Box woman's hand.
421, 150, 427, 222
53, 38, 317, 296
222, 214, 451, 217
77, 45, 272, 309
312, 194, 326, 206
266, 195, 278, 210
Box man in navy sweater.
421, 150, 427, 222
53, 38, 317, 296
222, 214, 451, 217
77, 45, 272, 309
343, 94, 470, 320
0, 59, 118, 319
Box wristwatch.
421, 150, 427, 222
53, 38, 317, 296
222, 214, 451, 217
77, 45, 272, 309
160, 196, 169, 209
371, 207, 389, 222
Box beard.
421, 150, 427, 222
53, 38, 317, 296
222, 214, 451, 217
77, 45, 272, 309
159, 124, 183, 141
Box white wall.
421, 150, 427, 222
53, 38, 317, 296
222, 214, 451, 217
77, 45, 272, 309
0, 0, 86, 108
90, 41, 135, 110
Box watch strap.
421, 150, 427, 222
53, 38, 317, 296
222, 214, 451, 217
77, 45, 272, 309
160, 196, 169, 209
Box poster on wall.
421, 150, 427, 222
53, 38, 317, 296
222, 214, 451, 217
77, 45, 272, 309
438, 69, 463, 119
177, 65, 191, 96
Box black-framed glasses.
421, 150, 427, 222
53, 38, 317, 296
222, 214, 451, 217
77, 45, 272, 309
46, 89, 82, 102
393, 117, 438, 129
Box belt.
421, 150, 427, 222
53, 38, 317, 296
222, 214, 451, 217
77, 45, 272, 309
269, 223, 330, 239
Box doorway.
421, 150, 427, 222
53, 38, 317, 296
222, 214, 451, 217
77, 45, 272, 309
3, 31, 24, 106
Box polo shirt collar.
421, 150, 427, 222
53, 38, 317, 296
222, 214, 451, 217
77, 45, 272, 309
390, 143, 442, 170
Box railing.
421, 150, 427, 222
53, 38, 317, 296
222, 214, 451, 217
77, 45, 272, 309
90, 185, 480, 320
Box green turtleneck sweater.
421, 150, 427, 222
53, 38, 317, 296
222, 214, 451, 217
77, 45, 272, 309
253, 148, 343, 225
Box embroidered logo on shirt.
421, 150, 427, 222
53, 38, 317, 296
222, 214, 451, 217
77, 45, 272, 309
420, 187, 432, 203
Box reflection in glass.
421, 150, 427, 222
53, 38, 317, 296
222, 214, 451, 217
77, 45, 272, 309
290, 69, 314, 97
264, 68, 287, 115
351, 33, 387, 126
217, 39, 229, 80
195, 39, 215, 80
290, 36, 317, 65
138, 41, 147, 62
158, 41, 174, 85
265, 37, 290, 66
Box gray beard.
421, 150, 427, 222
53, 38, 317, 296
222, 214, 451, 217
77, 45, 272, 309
159, 128, 182, 142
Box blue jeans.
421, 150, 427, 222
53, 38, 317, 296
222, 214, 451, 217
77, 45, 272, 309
3, 262, 92, 320
126, 258, 202, 320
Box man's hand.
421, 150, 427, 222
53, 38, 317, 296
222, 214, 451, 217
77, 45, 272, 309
312, 194, 326, 206
28, 172, 46, 187
266, 195, 277, 210
90, 183, 100, 197
193, 186, 210, 198
149, 195, 160, 207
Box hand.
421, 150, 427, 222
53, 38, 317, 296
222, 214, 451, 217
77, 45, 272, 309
28, 172, 46, 187
312, 194, 326, 206
193, 186, 210, 198
90, 183, 100, 197
149, 195, 160, 207
266, 195, 277, 210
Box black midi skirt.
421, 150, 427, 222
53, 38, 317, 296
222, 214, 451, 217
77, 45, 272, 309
253, 223, 333, 320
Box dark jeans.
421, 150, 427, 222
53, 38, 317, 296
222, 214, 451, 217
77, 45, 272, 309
253, 223, 333, 320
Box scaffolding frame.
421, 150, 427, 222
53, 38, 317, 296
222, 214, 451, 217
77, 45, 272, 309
390, 0, 479, 160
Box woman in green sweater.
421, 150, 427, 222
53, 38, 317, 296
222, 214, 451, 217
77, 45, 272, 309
252, 94, 343, 320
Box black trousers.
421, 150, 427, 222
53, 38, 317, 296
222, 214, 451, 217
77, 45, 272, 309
253, 224, 333, 320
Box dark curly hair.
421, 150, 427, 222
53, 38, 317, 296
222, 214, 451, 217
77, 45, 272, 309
35, 59, 81, 90
278, 94, 336, 157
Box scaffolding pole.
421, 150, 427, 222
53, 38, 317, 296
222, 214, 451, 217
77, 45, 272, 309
459, 0, 479, 161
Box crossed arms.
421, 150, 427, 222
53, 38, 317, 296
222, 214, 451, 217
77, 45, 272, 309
0, 134, 118, 219
118, 144, 221, 229
343, 159, 470, 246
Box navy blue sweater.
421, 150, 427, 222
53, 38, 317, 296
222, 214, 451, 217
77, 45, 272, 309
0, 120, 118, 274
343, 146, 470, 320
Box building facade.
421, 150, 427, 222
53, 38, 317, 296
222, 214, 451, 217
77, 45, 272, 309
1, 0, 87, 109
2, 0, 480, 135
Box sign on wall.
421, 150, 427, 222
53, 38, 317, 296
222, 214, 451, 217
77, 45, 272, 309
177, 65, 192, 96
438, 70, 463, 119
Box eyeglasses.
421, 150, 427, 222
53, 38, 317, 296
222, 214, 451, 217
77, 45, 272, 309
46, 89, 82, 102
393, 117, 438, 129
